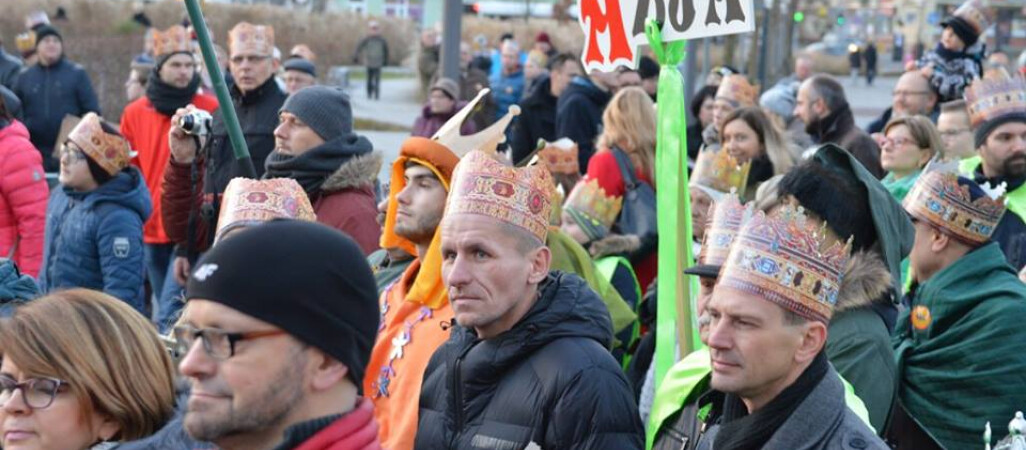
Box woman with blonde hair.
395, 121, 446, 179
585, 86, 658, 291
880, 115, 942, 202
0, 289, 175, 449
719, 106, 798, 199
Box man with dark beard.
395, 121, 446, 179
121, 25, 217, 332
795, 75, 885, 178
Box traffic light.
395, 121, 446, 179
837, 14, 846, 25
793, 11, 805, 22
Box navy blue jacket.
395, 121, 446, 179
556, 76, 611, 173
40, 168, 151, 313
13, 57, 100, 171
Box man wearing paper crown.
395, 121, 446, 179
959, 71, 1026, 270
365, 89, 519, 449
121, 24, 218, 331
39, 113, 152, 314
889, 170, 1026, 449
163, 21, 286, 277
651, 203, 886, 449
213, 177, 316, 243
415, 150, 644, 449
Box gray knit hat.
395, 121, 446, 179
280, 86, 352, 141
283, 57, 316, 77
431, 77, 460, 100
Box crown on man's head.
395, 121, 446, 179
903, 170, 1006, 245
151, 25, 192, 57
228, 22, 275, 56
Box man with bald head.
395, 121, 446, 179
867, 71, 939, 134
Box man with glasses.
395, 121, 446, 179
867, 70, 940, 134
937, 100, 975, 160
176, 219, 381, 450
162, 22, 288, 287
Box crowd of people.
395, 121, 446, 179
1, 0, 1026, 448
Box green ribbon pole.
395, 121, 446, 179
645, 19, 700, 426
183, 0, 256, 178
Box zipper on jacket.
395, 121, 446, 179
451, 341, 474, 442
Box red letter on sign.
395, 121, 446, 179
580, 0, 634, 67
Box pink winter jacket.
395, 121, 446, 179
0, 120, 49, 277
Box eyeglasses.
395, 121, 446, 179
59, 142, 87, 164
0, 375, 67, 410
172, 325, 288, 360
229, 54, 272, 65
939, 129, 970, 138
892, 90, 931, 98
880, 136, 919, 148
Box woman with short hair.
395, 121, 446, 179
880, 115, 942, 202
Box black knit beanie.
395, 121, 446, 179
33, 25, 62, 46
975, 113, 1026, 148
942, 17, 979, 48
185, 220, 379, 387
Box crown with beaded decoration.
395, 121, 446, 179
445, 150, 553, 243
433, 88, 520, 158
67, 113, 133, 176
716, 75, 759, 108
215, 178, 317, 243
150, 25, 192, 58
228, 22, 275, 56
536, 138, 580, 176
690, 146, 752, 196
718, 204, 852, 324
964, 70, 1026, 129
698, 191, 754, 269
564, 178, 623, 241
902, 170, 1006, 245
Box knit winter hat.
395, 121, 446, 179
431, 77, 459, 100
279, 86, 352, 141
186, 220, 379, 386
33, 25, 61, 46
283, 57, 316, 77
941, 0, 993, 48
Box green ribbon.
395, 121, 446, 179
644, 19, 700, 436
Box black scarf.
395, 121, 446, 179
713, 351, 829, 450
146, 70, 201, 117
263, 133, 374, 196
748, 154, 774, 186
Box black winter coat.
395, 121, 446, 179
556, 76, 611, 173
416, 271, 645, 450
510, 74, 558, 165
205, 76, 286, 195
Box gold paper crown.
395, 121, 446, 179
446, 150, 553, 242
15, 32, 36, 54
902, 171, 1006, 244
719, 204, 852, 323
151, 25, 192, 58
950, 0, 993, 35
697, 192, 754, 269
564, 178, 623, 241
433, 88, 520, 158
964, 71, 1026, 129
215, 178, 317, 242
536, 138, 580, 176
690, 146, 752, 195
716, 75, 759, 108
67, 113, 132, 176
228, 22, 275, 56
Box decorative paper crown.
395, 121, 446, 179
15, 32, 36, 54
67, 113, 132, 176
433, 88, 520, 158
446, 150, 553, 243
902, 170, 1006, 244
215, 178, 317, 242
690, 146, 752, 196
564, 179, 623, 241
228, 22, 275, 56
697, 192, 754, 269
949, 0, 993, 36
536, 138, 579, 176
290, 44, 317, 61
964, 71, 1026, 129
716, 75, 759, 108
150, 25, 192, 58
719, 204, 852, 324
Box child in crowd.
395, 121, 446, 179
912, 0, 992, 101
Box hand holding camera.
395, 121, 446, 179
168, 105, 211, 164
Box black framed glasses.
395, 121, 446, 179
0, 375, 67, 410
172, 325, 288, 360
59, 141, 87, 164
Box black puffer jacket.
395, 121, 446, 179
205, 76, 287, 193
416, 271, 645, 449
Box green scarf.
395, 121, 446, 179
881, 169, 921, 203
894, 242, 1026, 448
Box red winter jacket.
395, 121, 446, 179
0, 120, 49, 277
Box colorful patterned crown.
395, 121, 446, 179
67, 113, 132, 176
445, 150, 553, 243
902, 171, 1006, 244
564, 178, 623, 241
716, 75, 759, 108
697, 192, 754, 269
228, 22, 275, 56
215, 178, 317, 242
434, 88, 520, 158
690, 146, 752, 196
718, 204, 852, 323
950, 0, 993, 36
15, 31, 36, 54
536, 138, 580, 176
150, 25, 192, 58
964, 70, 1026, 129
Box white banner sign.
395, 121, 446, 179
577, 0, 756, 72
